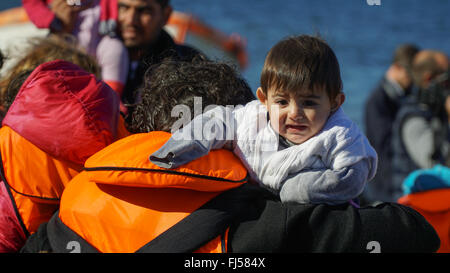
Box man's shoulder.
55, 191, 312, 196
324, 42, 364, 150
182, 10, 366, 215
366, 80, 391, 105
174, 43, 204, 60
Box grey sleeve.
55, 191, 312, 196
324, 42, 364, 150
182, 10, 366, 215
401, 116, 435, 169
279, 160, 369, 205
150, 107, 236, 168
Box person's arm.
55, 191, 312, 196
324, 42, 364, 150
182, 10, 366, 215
97, 36, 129, 99
284, 202, 440, 252
279, 160, 369, 205
22, 0, 56, 29
402, 116, 435, 168
229, 194, 440, 252
22, 0, 82, 33
150, 106, 237, 168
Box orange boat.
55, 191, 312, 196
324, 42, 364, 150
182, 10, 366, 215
0, 6, 248, 72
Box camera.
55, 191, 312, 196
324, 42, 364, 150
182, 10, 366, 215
418, 70, 450, 116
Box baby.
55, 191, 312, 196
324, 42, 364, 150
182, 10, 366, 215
150, 35, 377, 205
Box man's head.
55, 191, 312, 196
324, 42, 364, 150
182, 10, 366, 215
256, 35, 344, 145
412, 50, 449, 117
127, 58, 256, 133
412, 50, 449, 89
386, 44, 420, 90
117, 0, 172, 53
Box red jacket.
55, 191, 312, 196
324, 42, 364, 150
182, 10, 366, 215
0, 60, 121, 252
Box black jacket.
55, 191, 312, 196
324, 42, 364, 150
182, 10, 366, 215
21, 184, 440, 253
363, 77, 408, 203
122, 30, 203, 107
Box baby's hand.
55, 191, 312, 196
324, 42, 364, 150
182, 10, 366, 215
150, 137, 211, 168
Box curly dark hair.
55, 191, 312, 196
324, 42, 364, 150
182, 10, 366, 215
127, 59, 255, 133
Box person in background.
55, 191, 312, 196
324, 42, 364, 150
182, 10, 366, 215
390, 50, 449, 202
398, 162, 450, 253
22, 0, 130, 112
21, 59, 439, 253
362, 44, 419, 204
116, 0, 204, 119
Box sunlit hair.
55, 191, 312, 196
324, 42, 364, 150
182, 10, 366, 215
0, 34, 101, 112
260, 35, 343, 101
127, 58, 255, 133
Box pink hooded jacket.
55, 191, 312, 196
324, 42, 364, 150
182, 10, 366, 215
0, 60, 120, 252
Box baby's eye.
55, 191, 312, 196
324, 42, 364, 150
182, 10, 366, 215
275, 100, 288, 106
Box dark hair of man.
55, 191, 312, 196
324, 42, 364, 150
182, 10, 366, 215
392, 44, 420, 72
260, 35, 343, 101
127, 58, 256, 133
156, 0, 170, 8
2, 69, 33, 111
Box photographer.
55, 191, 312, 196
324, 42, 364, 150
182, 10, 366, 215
363, 44, 419, 203
391, 50, 449, 200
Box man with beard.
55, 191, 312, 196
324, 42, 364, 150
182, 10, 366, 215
117, 0, 204, 117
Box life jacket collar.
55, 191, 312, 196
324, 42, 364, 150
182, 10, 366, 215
84, 131, 248, 192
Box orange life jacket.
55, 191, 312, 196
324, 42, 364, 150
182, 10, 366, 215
398, 189, 450, 253
57, 131, 248, 253
0, 60, 125, 240
0, 126, 81, 234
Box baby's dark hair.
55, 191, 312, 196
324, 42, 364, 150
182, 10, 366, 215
260, 35, 343, 100
127, 58, 255, 133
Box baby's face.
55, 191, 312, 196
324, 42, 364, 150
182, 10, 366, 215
257, 87, 343, 145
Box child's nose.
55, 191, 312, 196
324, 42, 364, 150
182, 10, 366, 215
288, 104, 305, 120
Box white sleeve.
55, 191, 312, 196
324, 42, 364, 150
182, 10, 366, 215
279, 160, 369, 205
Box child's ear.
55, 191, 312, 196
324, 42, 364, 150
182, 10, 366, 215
331, 92, 345, 112
256, 87, 268, 105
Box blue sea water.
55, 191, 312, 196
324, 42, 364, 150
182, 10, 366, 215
1, 0, 449, 129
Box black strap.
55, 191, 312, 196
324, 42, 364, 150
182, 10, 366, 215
46, 212, 100, 253
0, 152, 30, 237
45, 184, 261, 253
136, 184, 260, 253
